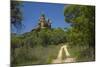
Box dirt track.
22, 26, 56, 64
52, 44, 75, 63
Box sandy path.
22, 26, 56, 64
52, 44, 75, 63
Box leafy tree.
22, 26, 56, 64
64, 5, 95, 48
11, 0, 23, 30
64, 5, 95, 61
11, 1, 23, 65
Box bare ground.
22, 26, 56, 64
52, 44, 76, 63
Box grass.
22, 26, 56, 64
12, 43, 95, 66
13, 44, 62, 66
68, 45, 95, 62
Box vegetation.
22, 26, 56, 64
11, 28, 68, 66
64, 5, 95, 61
11, 4, 95, 66
11, 0, 23, 30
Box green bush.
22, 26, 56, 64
77, 47, 95, 62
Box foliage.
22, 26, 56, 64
21, 28, 68, 47
11, 4, 95, 66
64, 5, 95, 61
11, 43, 62, 66
11, 0, 23, 30
11, 28, 68, 66
64, 5, 95, 47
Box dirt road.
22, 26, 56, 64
52, 44, 75, 63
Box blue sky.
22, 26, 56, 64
12, 1, 70, 33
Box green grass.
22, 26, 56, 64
13, 44, 62, 66
68, 45, 95, 62
12, 43, 95, 66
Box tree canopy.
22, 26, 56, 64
64, 5, 95, 47
11, 0, 23, 29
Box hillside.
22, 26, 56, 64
11, 28, 95, 66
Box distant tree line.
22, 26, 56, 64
11, 28, 68, 48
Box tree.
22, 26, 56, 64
64, 5, 95, 48
11, 0, 23, 30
